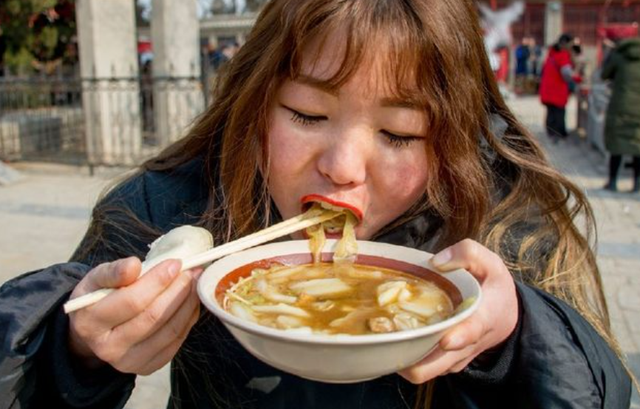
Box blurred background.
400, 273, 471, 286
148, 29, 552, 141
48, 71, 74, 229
0, 0, 637, 167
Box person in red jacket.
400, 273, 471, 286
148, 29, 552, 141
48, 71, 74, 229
539, 33, 581, 142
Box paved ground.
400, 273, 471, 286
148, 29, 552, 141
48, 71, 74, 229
1, 95, 638, 407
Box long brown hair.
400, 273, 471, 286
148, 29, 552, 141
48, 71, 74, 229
85, 0, 630, 405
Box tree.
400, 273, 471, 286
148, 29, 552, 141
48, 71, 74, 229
0, 0, 77, 76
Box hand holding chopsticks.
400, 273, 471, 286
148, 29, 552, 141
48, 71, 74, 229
63, 207, 340, 313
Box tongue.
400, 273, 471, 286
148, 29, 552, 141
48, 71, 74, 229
324, 226, 343, 234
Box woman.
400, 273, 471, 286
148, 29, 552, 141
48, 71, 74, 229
539, 33, 581, 142
601, 37, 640, 193
0, 0, 632, 408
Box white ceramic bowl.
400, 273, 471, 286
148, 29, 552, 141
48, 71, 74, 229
197, 239, 481, 383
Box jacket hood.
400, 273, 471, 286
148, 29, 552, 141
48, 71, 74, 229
547, 46, 563, 57
617, 38, 640, 61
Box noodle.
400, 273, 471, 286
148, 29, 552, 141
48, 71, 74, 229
223, 206, 454, 335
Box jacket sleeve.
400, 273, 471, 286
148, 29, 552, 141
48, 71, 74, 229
0, 174, 157, 409
0, 263, 135, 409
601, 50, 620, 81
0, 162, 209, 409
443, 282, 631, 409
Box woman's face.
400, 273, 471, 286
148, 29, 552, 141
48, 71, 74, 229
266, 38, 429, 240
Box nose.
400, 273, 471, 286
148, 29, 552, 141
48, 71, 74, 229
317, 127, 370, 187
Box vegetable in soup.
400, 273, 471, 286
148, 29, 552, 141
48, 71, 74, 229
223, 204, 453, 335
223, 262, 454, 335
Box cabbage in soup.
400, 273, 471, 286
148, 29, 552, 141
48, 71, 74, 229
223, 262, 454, 335
223, 205, 454, 335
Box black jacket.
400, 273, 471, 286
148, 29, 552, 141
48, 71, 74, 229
0, 159, 631, 409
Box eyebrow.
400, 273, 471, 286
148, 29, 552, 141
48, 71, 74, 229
294, 74, 421, 110
295, 74, 339, 96
380, 97, 420, 109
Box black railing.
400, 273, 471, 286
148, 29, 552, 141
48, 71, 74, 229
0, 78, 85, 164
0, 75, 208, 167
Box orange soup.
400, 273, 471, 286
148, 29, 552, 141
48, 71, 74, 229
223, 262, 454, 335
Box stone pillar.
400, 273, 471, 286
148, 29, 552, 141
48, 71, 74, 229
544, 1, 563, 47
151, 0, 204, 146
76, 0, 141, 165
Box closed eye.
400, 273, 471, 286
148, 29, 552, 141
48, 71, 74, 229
284, 106, 327, 126
381, 130, 423, 148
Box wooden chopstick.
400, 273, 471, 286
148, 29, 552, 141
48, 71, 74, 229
63, 209, 340, 314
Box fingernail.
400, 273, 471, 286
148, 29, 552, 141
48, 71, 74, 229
120, 256, 140, 271
188, 268, 204, 280
168, 261, 181, 278
442, 334, 464, 350
431, 249, 452, 268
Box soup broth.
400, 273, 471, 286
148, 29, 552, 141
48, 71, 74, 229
223, 262, 454, 335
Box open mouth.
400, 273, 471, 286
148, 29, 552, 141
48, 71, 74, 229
301, 195, 362, 221
300, 195, 362, 238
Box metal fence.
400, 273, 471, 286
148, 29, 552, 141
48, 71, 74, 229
0, 78, 85, 164
0, 76, 207, 167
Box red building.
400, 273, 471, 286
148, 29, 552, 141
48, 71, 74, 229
492, 0, 638, 91
510, 0, 639, 47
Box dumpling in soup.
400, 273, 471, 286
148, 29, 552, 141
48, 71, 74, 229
223, 262, 454, 335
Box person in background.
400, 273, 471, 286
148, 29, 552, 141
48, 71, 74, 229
531, 38, 542, 74
539, 33, 581, 142
571, 37, 586, 78
601, 36, 640, 193
514, 37, 531, 94
527, 37, 543, 93
210, 42, 239, 71
602, 37, 620, 64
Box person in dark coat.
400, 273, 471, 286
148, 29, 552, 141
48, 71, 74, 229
539, 33, 582, 142
601, 37, 640, 193
514, 37, 531, 93
0, 1, 633, 408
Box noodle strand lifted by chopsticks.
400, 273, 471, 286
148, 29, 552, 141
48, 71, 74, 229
306, 204, 358, 264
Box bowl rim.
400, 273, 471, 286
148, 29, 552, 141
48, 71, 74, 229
198, 239, 482, 346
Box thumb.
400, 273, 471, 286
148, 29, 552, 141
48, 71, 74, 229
429, 239, 500, 282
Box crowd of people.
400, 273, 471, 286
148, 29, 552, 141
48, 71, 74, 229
201, 40, 241, 73
536, 31, 639, 194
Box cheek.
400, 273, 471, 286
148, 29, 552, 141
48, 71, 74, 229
381, 155, 428, 200
266, 116, 318, 217
267, 120, 304, 177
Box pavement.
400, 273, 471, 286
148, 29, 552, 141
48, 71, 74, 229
1, 95, 638, 407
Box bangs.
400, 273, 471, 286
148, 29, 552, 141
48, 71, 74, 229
284, 0, 429, 107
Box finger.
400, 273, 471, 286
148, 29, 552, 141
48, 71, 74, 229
445, 355, 476, 374
136, 296, 199, 362
74, 257, 142, 295
429, 239, 504, 280
440, 316, 486, 351
112, 269, 196, 345
68, 258, 143, 340
187, 267, 204, 280
398, 344, 476, 384
117, 296, 200, 375
135, 314, 196, 376
136, 338, 183, 376
90, 259, 182, 325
